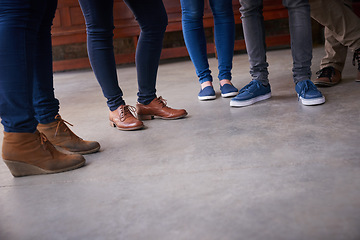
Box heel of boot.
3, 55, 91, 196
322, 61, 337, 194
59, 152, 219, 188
3, 160, 47, 177
138, 114, 154, 120
3, 158, 85, 177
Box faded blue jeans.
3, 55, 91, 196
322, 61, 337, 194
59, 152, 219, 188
240, 0, 313, 84
180, 0, 235, 84
0, 0, 59, 133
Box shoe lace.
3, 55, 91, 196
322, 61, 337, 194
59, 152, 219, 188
353, 49, 360, 70
316, 67, 334, 78
120, 105, 137, 121
39, 132, 51, 151
54, 114, 73, 137
155, 96, 167, 108
297, 80, 316, 100
239, 81, 261, 94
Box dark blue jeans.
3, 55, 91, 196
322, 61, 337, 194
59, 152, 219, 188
240, 0, 313, 84
78, 0, 168, 110
180, 0, 235, 84
0, 0, 59, 133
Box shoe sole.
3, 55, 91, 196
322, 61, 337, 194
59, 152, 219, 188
230, 93, 271, 107
109, 121, 144, 131
314, 81, 340, 87
55, 145, 101, 155
138, 112, 188, 120
298, 95, 325, 106
198, 95, 216, 101
3, 159, 85, 177
221, 91, 238, 98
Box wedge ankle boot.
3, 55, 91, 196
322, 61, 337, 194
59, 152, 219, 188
2, 130, 85, 177
37, 115, 100, 155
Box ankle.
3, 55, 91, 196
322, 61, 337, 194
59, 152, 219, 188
201, 81, 213, 90
219, 79, 231, 86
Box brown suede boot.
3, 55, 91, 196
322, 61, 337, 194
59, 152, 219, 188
2, 130, 85, 177
136, 96, 188, 120
37, 115, 100, 155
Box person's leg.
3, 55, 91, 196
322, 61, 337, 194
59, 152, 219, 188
180, 0, 212, 85
180, 0, 216, 100
0, 0, 85, 177
0, 0, 39, 133
239, 0, 269, 85
230, 0, 271, 108
32, 0, 59, 124
123, 0, 167, 105
209, 0, 238, 97
210, 0, 234, 81
78, 0, 125, 111
310, 0, 360, 82
284, 0, 324, 105
310, 0, 360, 52
310, 0, 349, 73
320, 30, 348, 72
313, 28, 346, 86
78, 0, 142, 131
126, 0, 187, 120
284, 0, 313, 84
310, 0, 349, 86
33, 0, 100, 153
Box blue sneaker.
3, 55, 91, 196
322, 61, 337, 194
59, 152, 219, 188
220, 84, 238, 98
295, 80, 325, 106
198, 86, 216, 101
230, 80, 271, 107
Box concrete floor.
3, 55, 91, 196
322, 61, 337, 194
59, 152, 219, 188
0, 47, 359, 240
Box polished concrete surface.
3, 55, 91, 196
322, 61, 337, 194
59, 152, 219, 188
1, 47, 359, 240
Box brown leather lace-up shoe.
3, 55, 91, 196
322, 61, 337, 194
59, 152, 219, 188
314, 66, 341, 87
136, 96, 188, 120
109, 105, 144, 131
37, 115, 100, 155
2, 130, 85, 177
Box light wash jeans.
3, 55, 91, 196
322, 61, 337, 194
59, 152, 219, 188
240, 0, 313, 84
181, 0, 235, 84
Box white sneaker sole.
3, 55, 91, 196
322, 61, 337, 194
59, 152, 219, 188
299, 95, 325, 106
230, 93, 271, 107
198, 95, 216, 101
221, 91, 238, 98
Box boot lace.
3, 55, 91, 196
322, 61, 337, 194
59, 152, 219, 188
119, 105, 137, 121
54, 114, 74, 137
39, 132, 51, 151
316, 67, 334, 78
353, 49, 360, 71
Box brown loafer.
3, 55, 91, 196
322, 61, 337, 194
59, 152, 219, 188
314, 67, 341, 87
109, 105, 144, 131
136, 96, 188, 120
